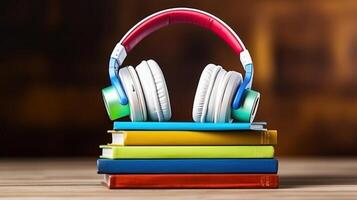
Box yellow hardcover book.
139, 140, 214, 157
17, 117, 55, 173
107, 130, 277, 146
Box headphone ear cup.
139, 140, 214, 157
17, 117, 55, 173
136, 59, 171, 121
147, 59, 171, 121
192, 64, 222, 122
206, 68, 226, 122
118, 66, 147, 121
214, 71, 242, 123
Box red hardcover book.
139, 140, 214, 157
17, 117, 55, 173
103, 174, 279, 189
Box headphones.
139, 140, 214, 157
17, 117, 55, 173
102, 8, 260, 123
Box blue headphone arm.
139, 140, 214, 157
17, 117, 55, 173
109, 58, 128, 105
232, 63, 253, 109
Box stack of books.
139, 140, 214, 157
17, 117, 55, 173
97, 122, 278, 189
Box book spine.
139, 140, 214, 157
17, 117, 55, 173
265, 130, 277, 145
106, 174, 279, 189
262, 130, 269, 144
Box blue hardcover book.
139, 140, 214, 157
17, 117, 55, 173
97, 159, 278, 174
113, 122, 267, 131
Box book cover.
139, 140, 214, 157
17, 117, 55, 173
97, 158, 278, 174
113, 122, 267, 131
100, 145, 274, 159
103, 174, 279, 189
108, 130, 277, 146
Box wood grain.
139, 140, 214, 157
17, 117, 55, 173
0, 158, 356, 199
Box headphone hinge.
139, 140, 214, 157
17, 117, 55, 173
240, 49, 253, 68
110, 43, 127, 66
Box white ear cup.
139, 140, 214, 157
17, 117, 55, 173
206, 68, 226, 122
147, 59, 171, 121
214, 71, 242, 123
136, 61, 161, 121
136, 60, 171, 121
118, 66, 147, 121
192, 64, 222, 122
127, 66, 147, 121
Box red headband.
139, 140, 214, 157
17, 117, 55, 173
119, 8, 246, 55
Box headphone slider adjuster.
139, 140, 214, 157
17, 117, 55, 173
240, 49, 252, 67
110, 43, 127, 66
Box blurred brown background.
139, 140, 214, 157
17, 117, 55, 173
1, 0, 356, 157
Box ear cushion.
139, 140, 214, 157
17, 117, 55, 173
192, 64, 222, 122
206, 68, 226, 122
147, 59, 171, 121
214, 71, 242, 123
118, 66, 147, 121
136, 60, 171, 121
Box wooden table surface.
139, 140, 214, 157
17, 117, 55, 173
1, 158, 357, 199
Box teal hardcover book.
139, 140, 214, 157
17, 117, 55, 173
113, 122, 266, 131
